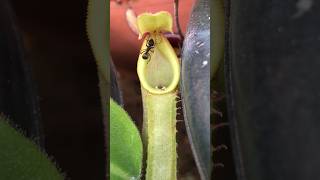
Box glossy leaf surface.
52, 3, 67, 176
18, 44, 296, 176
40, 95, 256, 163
181, 0, 211, 179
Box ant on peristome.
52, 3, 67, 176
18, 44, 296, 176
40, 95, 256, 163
140, 37, 155, 62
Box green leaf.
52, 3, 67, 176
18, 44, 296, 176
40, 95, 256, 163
110, 99, 142, 180
0, 115, 63, 180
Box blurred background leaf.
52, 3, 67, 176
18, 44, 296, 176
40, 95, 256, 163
110, 99, 142, 180
0, 115, 63, 180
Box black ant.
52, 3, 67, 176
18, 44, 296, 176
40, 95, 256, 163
140, 38, 155, 62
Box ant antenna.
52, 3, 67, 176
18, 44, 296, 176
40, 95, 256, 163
147, 31, 162, 45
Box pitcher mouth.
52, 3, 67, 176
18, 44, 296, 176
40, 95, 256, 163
137, 34, 180, 95
163, 33, 183, 48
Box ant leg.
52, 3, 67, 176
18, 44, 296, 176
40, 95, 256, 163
148, 54, 152, 61
140, 50, 147, 54
146, 34, 152, 42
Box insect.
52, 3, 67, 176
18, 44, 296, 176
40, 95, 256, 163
140, 38, 155, 61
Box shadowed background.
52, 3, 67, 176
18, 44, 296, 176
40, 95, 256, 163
11, 0, 105, 179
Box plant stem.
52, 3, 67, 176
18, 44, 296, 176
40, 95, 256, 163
142, 89, 177, 180
174, 0, 184, 40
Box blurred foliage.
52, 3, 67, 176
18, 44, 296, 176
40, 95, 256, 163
110, 99, 143, 179
0, 115, 63, 180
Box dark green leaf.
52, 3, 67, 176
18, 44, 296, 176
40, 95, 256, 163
0, 116, 63, 180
